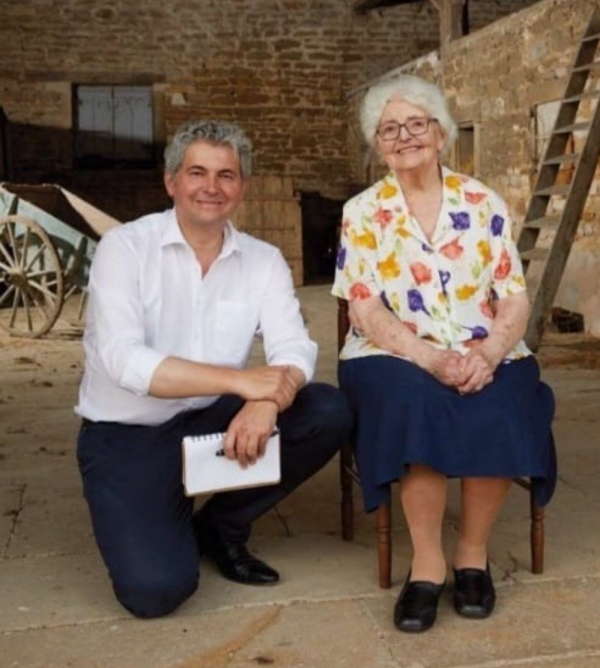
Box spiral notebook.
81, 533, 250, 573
182, 429, 281, 496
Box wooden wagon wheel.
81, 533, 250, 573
0, 214, 64, 338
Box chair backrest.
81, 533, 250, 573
337, 298, 350, 354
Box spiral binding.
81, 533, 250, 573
185, 432, 226, 443
185, 428, 279, 444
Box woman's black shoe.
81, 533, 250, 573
453, 562, 496, 618
394, 577, 445, 633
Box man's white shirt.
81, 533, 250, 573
75, 209, 317, 425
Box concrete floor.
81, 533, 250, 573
1, 284, 600, 668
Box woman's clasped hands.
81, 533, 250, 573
430, 345, 496, 395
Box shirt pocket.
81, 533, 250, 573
210, 300, 258, 366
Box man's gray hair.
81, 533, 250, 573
164, 120, 253, 178
360, 74, 457, 156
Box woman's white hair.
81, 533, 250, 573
360, 74, 457, 155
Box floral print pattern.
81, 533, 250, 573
332, 166, 530, 361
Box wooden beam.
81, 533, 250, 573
353, 0, 416, 14
428, 0, 467, 47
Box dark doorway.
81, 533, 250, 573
301, 191, 344, 285
0, 106, 11, 181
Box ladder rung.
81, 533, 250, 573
534, 185, 571, 197
582, 33, 600, 43
554, 121, 589, 134
520, 248, 548, 262
563, 90, 600, 104
543, 153, 580, 166
523, 216, 561, 230
572, 60, 600, 73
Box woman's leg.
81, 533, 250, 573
453, 477, 512, 569
452, 476, 511, 619
395, 464, 447, 633
400, 464, 448, 583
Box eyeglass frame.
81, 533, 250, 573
376, 117, 439, 142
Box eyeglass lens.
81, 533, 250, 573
377, 118, 434, 141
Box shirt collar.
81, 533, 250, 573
160, 208, 188, 247
160, 209, 242, 258
221, 220, 242, 258
375, 166, 462, 246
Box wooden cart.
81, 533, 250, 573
0, 183, 119, 337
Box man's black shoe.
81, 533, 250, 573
194, 517, 280, 586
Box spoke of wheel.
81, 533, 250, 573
6, 223, 17, 253
0, 258, 14, 272
20, 267, 59, 281
8, 284, 22, 328
5, 221, 19, 265
27, 276, 61, 303
64, 281, 79, 300
22, 286, 35, 331
0, 236, 17, 267
19, 225, 31, 270
12, 279, 45, 323
0, 283, 16, 307
23, 242, 46, 274
27, 266, 58, 307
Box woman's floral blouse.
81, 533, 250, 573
332, 166, 531, 362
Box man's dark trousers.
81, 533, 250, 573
77, 383, 352, 618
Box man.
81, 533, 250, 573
76, 120, 352, 618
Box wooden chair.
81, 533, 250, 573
337, 297, 545, 589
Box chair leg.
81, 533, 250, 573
340, 443, 354, 541
376, 502, 392, 589
530, 490, 544, 574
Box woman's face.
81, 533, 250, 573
375, 97, 446, 176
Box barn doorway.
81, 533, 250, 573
300, 191, 344, 285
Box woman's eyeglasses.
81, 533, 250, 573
376, 117, 438, 142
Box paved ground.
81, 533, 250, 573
1, 284, 600, 668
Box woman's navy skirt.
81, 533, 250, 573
338, 354, 556, 513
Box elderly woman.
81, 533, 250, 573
332, 75, 555, 633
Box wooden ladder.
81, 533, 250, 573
518, 7, 600, 352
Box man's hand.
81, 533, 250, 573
234, 365, 302, 412
223, 401, 279, 467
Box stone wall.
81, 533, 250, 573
346, 0, 600, 335
1, 0, 536, 211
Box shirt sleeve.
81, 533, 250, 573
488, 193, 528, 300
331, 195, 381, 302
258, 249, 317, 383
87, 228, 167, 395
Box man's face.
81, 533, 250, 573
164, 140, 246, 230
